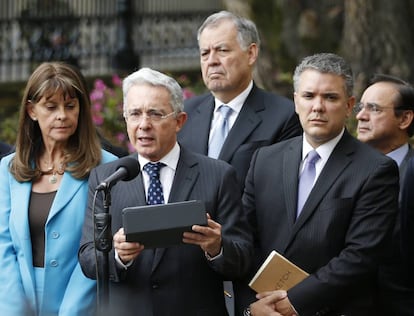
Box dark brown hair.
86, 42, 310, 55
10, 62, 102, 181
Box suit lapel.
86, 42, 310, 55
47, 173, 83, 222
399, 146, 414, 184
168, 149, 199, 202
132, 172, 147, 205
220, 85, 264, 161
189, 97, 214, 155
291, 132, 354, 238
151, 148, 199, 272
283, 139, 303, 227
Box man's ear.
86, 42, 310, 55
345, 96, 356, 118
175, 112, 188, 132
247, 43, 258, 66
399, 110, 414, 130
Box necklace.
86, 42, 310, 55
40, 161, 65, 184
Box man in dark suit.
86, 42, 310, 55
178, 11, 302, 188
78, 67, 253, 316
236, 53, 399, 316
0, 141, 13, 160
356, 74, 414, 315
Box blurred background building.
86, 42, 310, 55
0, 0, 222, 82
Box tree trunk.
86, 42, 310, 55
342, 0, 414, 97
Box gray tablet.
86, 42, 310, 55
122, 200, 207, 248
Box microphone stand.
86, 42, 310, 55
94, 187, 112, 314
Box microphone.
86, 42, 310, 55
95, 157, 140, 191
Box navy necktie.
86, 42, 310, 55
208, 105, 233, 159
297, 150, 320, 218
143, 162, 165, 205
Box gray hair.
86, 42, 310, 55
122, 67, 184, 117
293, 53, 354, 97
197, 10, 260, 51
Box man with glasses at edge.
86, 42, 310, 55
355, 74, 414, 316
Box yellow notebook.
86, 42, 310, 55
249, 250, 309, 293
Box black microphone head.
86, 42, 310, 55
116, 156, 140, 181
95, 156, 140, 191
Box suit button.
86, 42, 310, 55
50, 259, 58, 267
51, 231, 60, 239
152, 283, 159, 289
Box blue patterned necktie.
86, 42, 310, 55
208, 105, 233, 159
143, 162, 165, 205
297, 150, 320, 218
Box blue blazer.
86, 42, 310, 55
0, 150, 116, 315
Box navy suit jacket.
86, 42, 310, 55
79, 147, 253, 316
235, 131, 399, 316
178, 83, 302, 188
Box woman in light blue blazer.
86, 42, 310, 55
0, 62, 117, 315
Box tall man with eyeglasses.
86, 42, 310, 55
79, 67, 253, 316
356, 74, 414, 315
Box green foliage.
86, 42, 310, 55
0, 112, 19, 145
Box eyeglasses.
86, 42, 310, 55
354, 102, 399, 114
126, 110, 176, 123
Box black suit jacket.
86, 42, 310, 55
178, 84, 302, 188
234, 131, 399, 316
401, 156, 414, 274
79, 148, 253, 316
374, 147, 414, 315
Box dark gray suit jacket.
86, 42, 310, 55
401, 155, 414, 269
234, 131, 399, 316
375, 146, 414, 315
178, 84, 302, 188
79, 147, 253, 316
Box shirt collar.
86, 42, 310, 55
138, 142, 180, 172
213, 80, 253, 114
387, 143, 409, 166
302, 128, 345, 163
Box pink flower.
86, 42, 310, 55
90, 90, 104, 101
116, 132, 126, 142
112, 74, 122, 87
92, 114, 104, 126
92, 102, 103, 111
94, 79, 107, 91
